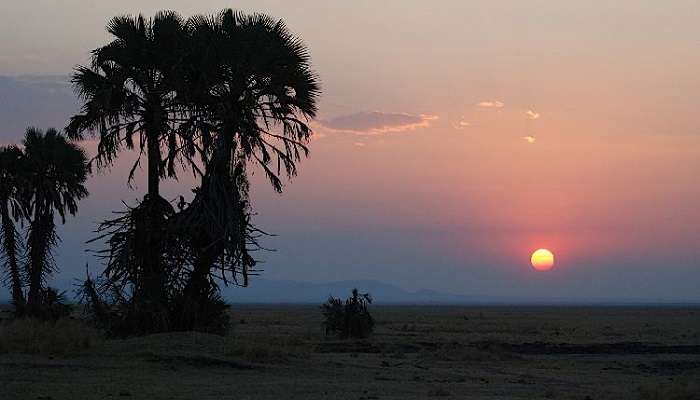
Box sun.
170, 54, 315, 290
531, 249, 554, 271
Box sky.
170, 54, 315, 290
1, 1, 699, 302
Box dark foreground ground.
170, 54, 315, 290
1, 305, 700, 399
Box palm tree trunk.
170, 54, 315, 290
178, 244, 214, 330
26, 206, 51, 316
179, 138, 231, 329
145, 127, 162, 300
1, 202, 25, 314
137, 116, 170, 330
147, 130, 160, 199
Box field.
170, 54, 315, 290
1, 305, 700, 399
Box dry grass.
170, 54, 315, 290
1, 305, 699, 399
0, 317, 102, 355
422, 340, 521, 362
223, 333, 310, 364
639, 380, 700, 400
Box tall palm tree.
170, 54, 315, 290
0, 146, 27, 313
67, 11, 191, 324
180, 9, 320, 287
22, 128, 88, 316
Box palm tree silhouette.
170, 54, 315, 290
0, 146, 27, 313
67, 11, 190, 323
22, 128, 88, 316
179, 9, 320, 285
69, 9, 320, 334
163, 11, 320, 329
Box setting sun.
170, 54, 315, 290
531, 249, 554, 271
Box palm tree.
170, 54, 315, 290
70, 9, 320, 334
179, 9, 320, 287
0, 146, 27, 313
66, 11, 191, 325
22, 128, 88, 316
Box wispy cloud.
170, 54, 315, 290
477, 100, 504, 108
353, 142, 366, 147
320, 111, 437, 135
453, 117, 471, 130
525, 110, 540, 120
522, 135, 536, 144
310, 131, 327, 141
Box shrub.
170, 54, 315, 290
35, 287, 72, 320
321, 288, 374, 339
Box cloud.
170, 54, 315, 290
353, 142, 366, 147
310, 131, 327, 140
477, 100, 504, 108
319, 111, 437, 135
522, 135, 536, 144
525, 110, 540, 120
453, 117, 471, 130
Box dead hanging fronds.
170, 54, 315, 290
89, 196, 176, 295
80, 175, 265, 336
172, 161, 263, 289
75, 265, 115, 330
165, 160, 266, 334
82, 196, 179, 335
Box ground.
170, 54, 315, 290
1, 305, 700, 399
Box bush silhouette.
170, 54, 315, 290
321, 289, 374, 339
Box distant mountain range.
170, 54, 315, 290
221, 278, 481, 304
218, 278, 700, 305
1, 277, 698, 305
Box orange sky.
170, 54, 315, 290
1, 1, 699, 300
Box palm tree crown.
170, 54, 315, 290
67, 11, 190, 196
187, 9, 320, 191
23, 128, 89, 222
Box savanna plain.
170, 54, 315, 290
1, 305, 699, 400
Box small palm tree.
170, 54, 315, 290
22, 127, 88, 316
0, 146, 27, 313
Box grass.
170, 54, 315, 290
1, 305, 699, 399
639, 381, 700, 400
0, 317, 102, 355
223, 333, 310, 364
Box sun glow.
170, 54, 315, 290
531, 249, 554, 271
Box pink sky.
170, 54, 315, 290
1, 1, 699, 300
